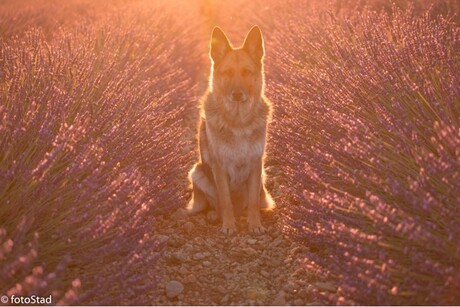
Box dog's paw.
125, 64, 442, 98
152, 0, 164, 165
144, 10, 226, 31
221, 220, 237, 235
248, 220, 266, 234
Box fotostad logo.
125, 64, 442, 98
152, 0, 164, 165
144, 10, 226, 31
6, 295, 52, 305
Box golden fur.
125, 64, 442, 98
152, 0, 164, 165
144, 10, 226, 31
187, 26, 274, 234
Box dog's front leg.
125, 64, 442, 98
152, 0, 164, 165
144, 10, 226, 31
247, 159, 265, 234
213, 164, 236, 234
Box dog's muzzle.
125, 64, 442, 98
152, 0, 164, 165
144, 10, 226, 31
231, 91, 248, 102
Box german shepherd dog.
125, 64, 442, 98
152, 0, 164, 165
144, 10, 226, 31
187, 26, 274, 235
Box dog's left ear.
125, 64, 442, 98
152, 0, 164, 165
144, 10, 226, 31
243, 26, 264, 62
210, 27, 232, 65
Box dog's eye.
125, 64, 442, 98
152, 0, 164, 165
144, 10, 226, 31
242, 69, 253, 76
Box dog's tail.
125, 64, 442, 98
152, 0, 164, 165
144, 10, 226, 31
261, 170, 275, 210
187, 163, 216, 213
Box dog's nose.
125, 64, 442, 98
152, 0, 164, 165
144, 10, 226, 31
232, 91, 246, 102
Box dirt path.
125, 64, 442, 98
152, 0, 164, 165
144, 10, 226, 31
150, 207, 325, 306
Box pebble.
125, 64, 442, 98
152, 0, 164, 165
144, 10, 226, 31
172, 208, 188, 220
196, 216, 206, 226
221, 294, 230, 304
270, 236, 283, 248
283, 282, 296, 293
290, 246, 302, 255
178, 266, 189, 275
165, 280, 184, 298
260, 270, 270, 278
194, 237, 206, 245
268, 258, 282, 267
292, 268, 305, 278
168, 236, 185, 248
203, 260, 211, 267
223, 273, 233, 280
172, 251, 188, 263
243, 247, 258, 256
273, 291, 286, 305
260, 235, 271, 242
217, 285, 227, 294
193, 252, 205, 260
293, 298, 304, 305
184, 221, 194, 233
183, 274, 197, 284
314, 281, 337, 293
153, 234, 169, 245
247, 238, 257, 245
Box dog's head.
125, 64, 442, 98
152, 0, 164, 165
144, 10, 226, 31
209, 26, 265, 106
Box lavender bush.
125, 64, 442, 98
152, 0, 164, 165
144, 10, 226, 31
0, 4, 196, 304
268, 4, 460, 305
2, 0, 459, 305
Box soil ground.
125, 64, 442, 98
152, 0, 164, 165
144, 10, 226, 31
151, 207, 333, 306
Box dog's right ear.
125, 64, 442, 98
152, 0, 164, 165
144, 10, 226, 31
210, 27, 231, 64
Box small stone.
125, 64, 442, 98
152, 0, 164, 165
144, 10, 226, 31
167, 235, 185, 248
260, 270, 270, 278
269, 231, 279, 239
183, 274, 197, 284
283, 282, 296, 293
270, 235, 283, 248
172, 208, 188, 220
165, 280, 184, 298
184, 221, 194, 233
193, 253, 205, 260
293, 298, 304, 305
196, 216, 206, 226
171, 251, 188, 263
193, 237, 206, 245
292, 268, 306, 278
224, 273, 233, 280
290, 246, 302, 255
247, 238, 257, 245
217, 285, 227, 294
221, 294, 230, 304
243, 247, 258, 256
205, 238, 215, 247
273, 291, 286, 305
178, 266, 189, 275
203, 260, 211, 266
260, 235, 271, 242
249, 286, 269, 301
268, 258, 282, 267
314, 282, 337, 293
153, 235, 169, 245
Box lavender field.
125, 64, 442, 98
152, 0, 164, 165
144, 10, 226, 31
1, 0, 459, 305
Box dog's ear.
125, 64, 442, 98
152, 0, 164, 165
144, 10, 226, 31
210, 27, 231, 64
243, 26, 264, 62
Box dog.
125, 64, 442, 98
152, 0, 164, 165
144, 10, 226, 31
186, 26, 274, 235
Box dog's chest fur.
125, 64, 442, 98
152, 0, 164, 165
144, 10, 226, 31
206, 121, 265, 188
